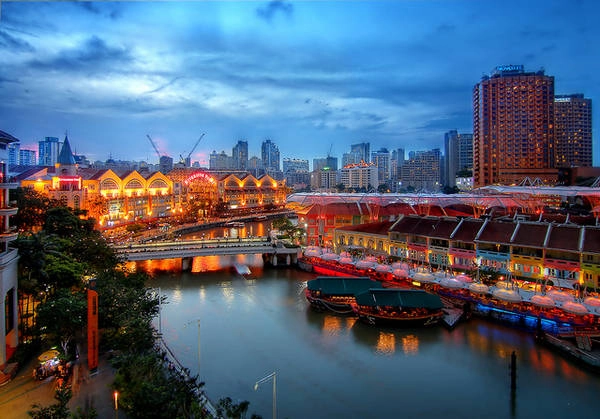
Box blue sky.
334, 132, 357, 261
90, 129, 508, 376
0, 1, 598, 167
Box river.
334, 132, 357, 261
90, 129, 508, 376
142, 253, 600, 419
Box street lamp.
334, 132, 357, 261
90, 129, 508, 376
113, 391, 119, 419
254, 371, 276, 419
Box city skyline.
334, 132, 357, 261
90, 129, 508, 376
0, 1, 598, 165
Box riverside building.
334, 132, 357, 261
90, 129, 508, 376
473, 65, 556, 187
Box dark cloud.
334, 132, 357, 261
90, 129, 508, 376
0, 30, 35, 53
28, 36, 132, 72
75, 2, 123, 20
256, 1, 293, 22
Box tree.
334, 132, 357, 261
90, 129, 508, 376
11, 187, 60, 232
36, 288, 87, 355
28, 386, 72, 419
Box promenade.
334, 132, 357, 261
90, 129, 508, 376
0, 351, 123, 419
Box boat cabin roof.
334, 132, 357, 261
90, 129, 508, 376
354, 288, 443, 310
306, 276, 382, 295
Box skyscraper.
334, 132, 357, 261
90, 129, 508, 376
261, 139, 280, 172
371, 148, 391, 188
444, 130, 473, 188
473, 65, 556, 187
554, 94, 592, 168
38, 136, 61, 166
400, 148, 441, 192
232, 140, 248, 171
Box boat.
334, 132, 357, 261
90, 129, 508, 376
225, 221, 245, 228
233, 263, 251, 277
352, 288, 444, 327
305, 276, 383, 314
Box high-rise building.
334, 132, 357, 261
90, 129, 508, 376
261, 139, 280, 172
371, 148, 391, 188
38, 136, 61, 166
340, 161, 379, 191
554, 94, 592, 168
444, 130, 473, 188
313, 156, 338, 172
400, 148, 441, 192
232, 140, 248, 171
283, 158, 309, 174
209, 150, 233, 170
8, 143, 19, 167
473, 65, 556, 187
19, 149, 37, 166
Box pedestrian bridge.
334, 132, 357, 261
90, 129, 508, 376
112, 237, 301, 268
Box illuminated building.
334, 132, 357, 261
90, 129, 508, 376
399, 149, 441, 192
473, 65, 557, 187
554, 94, 593, 168
0, 130, 19, 374
340, 161, 379, 190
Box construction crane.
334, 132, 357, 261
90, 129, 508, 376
146, 134, 168, 163
179, 133, 205, 167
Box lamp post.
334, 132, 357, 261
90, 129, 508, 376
254, 371, 277, 419
113, 391, 119, 419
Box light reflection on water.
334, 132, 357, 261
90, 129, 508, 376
146, 265, 600, 419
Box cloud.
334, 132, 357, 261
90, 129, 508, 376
28, 36, 132, 72
0, 29, 35, 53
256, 0, 293, 22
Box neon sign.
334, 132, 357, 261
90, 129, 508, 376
184, 171, 216, 185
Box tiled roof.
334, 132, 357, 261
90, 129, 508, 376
451, 218, 485, 242
582, 227, 600, 253
511, 223, 548, 248
476, 220, 516, 244
546, 225, 581, 252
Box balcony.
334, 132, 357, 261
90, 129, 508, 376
0, 206, 18, 217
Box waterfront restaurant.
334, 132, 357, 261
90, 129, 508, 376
335, 214, 600, 289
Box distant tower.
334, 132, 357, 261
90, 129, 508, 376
232, 140, 249, 171
56, 134, 77, 176
554, 94, 592, 167
371, 148, 391, 188
473, 65, 555, 187
261, 139, 280, 172
38, 136, 61, 166
444, 130, 473, 188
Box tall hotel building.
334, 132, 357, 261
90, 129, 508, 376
554, 94, 592, 168
473, 65, 556, 187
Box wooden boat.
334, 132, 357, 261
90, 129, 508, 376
353, 288, 444, 327
305, 276, 383, 314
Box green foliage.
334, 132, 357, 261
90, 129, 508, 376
36, 288, 86, 354
28, 386, 72, 419
112, 352, 206, 419
11, 187, 60, 232
94, 270, 159, 353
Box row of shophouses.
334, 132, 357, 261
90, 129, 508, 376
16, 164, 288, 227
327, 214, 600, 290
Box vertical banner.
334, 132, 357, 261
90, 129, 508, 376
87, 284, 99, 372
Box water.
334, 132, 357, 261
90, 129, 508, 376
145, 256, 600, 419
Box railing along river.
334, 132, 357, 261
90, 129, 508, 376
113, 237, 300, 261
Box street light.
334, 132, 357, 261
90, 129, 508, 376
113, 391, 119, 419
254, 371, 276, 419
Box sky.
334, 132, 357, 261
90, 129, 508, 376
0, 0, 598, 168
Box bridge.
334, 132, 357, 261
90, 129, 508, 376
112, 237, 301, 269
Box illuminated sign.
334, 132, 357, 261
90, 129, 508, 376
495, 64, 524, 73
184, 171, 216, 185
555, 98, 572, 103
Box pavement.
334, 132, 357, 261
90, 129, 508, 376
0, 352, 125, 419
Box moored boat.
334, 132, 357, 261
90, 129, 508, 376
352, 288, 444, 327
305, 276, 383, 314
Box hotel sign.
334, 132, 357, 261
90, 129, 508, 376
495, 64, 524, 73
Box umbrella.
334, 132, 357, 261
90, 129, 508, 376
583, 296, 600, 307
469, 283, 490, 294
439, 277, 465, 289
562, 301, 589, 315
493, 288, 522, 302
320, 253, 339, 261
375, 264, 392, 273
547, 290, 575, 303
529, 294, 555, 308
38, 349, 60, 362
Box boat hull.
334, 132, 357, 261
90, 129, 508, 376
355, 309, 444, 327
